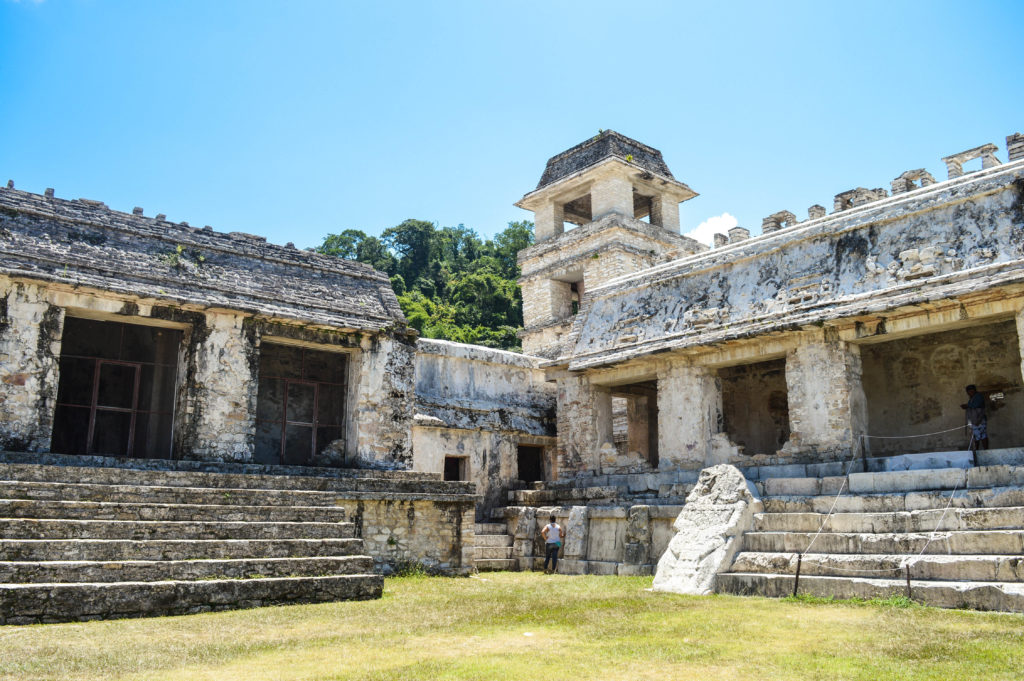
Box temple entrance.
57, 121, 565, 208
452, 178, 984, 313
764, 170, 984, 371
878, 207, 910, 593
719, 358, 790, 456
254, 343, 348, 466
443, 456, 468, 481
609, 381, 659, 469
51, 316, 181, 459
516, 444, 544, 483
859, 319, 1024, 455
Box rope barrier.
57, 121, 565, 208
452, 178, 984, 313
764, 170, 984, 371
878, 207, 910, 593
790, 429, 975, 593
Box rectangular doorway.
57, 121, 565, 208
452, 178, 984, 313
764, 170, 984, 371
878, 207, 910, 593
51, 317, 181, 458
254, 343, 348, 466
443, 456, 467, 481
516, 445, 544, 483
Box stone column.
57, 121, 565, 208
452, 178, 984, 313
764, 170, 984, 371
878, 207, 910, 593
1016, 307, 1024, 385
533, 201, 564, 242
784, 333, 867, 461
620, 504, 652, 576
649, 194, 680, 232
657, 361, 721, 469
350, 333, 416, 468
560, 505, 590, 575
511, 507, 537, 571
0, 282, 64, 452
556, 375, 612, 478
185, 310, 258, 462
591, 175, 633, 220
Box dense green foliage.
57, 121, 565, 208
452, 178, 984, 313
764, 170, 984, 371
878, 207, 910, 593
315, 220, 533, 350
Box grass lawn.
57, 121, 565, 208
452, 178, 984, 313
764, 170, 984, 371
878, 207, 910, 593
1, 572, 1022, 680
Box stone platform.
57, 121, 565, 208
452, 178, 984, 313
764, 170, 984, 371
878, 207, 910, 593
0, 452, 478, 624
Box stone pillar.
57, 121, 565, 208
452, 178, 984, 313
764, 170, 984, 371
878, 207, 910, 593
533, 201, 564, 243
560, 505, 589, 574
591, 175, 633, 220
350, 333, 416, 468
511, 507, 537, 571
657, 362, 721, 469
0, 282, 64, 452
649, 194, 680, 232
1016, 307, 1024, 385
620, 504, 652, 576
728, 226, 750, 243
185, 310, 258, 462
784, 333, 867, 461
555, 375, 612, 478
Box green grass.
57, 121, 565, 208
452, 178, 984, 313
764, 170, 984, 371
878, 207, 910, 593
0, 572, 1021, 681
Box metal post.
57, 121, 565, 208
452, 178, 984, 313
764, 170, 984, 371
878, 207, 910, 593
793, 553, 802, 597
904, 564, 912, 600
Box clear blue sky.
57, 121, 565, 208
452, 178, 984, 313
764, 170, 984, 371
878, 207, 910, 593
2, 0, 1022, 249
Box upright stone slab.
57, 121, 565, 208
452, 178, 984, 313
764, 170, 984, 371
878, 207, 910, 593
560, 505, 589, 574
653, 464, 761, 595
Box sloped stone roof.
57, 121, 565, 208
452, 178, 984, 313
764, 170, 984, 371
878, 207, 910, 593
0, 187, 407, 333
536, 130, 674, 189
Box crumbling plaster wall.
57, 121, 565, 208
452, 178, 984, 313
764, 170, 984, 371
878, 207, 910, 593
719, 358, 790, 456
566, 162, 1024, 371
860, 320, 1024, 454
412, 339, 556, 514
0, 280, 64, 452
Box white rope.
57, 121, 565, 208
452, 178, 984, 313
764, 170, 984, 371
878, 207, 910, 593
800, 447, 860, 555
861, 425, 966, 440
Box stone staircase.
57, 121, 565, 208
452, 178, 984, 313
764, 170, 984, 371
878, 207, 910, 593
717, 450, 1024, 611
0, 455, 413, 624
473, 522, 516, 571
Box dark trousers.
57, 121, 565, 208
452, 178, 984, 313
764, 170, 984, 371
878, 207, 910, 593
544, 543, 560, 571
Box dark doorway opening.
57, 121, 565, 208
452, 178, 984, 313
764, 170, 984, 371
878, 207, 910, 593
517, 445, 544, 482
610, 380, 659, 468
51, 317, 181, 459
255, 343, 348, 466
443, 456, 467, 481
719, 358, 790, 456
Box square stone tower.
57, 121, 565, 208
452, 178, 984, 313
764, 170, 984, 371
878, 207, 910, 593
515, 130, 705, 357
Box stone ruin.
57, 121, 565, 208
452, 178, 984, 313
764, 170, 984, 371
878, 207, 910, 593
2, 127, 1024, 619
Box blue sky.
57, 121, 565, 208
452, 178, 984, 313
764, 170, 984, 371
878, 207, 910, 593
2, 0, 1022, 249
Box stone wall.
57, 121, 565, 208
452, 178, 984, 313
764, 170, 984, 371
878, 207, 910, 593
565, 159, 1024, 371
412, 339, 556, 515
719, 358, 789, 456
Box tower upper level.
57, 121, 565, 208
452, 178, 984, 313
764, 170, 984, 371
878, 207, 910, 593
516, 130, 698, 241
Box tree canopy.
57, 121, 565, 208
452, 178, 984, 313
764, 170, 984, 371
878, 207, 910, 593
314, 220, 534, 350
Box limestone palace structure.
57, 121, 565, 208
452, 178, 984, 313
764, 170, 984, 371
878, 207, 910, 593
0, 128, 1023, 622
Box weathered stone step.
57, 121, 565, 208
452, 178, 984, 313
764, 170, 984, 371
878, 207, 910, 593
0, 537, 364, 562
753, 507, 1024, 533
474, 546, 513, 560
761, 486, 1024, 514
847, 465, 1024, 494
473, 523, 507, 535
0, 573, 384, 625
475, 558, 518, 571
0, 555, 375, 583
0, 480, 348, 507
716, 572, 1024, 612
0, 498, 349, 523
509, 486, 622, 505
473, 533, 513, 547
743, 530, 1024, 555
0, 462, 471, 495
0, 518, 355, 541
729, 552, 1024, 582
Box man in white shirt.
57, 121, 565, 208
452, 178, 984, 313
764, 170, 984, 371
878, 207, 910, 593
541, 514, 564, 574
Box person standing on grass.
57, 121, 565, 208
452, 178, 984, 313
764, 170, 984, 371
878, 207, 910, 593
541, 514, 564, 574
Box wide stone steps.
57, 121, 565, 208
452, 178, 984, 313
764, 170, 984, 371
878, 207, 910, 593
0, 498, 350, 523
474, 558, 518, 571
717, 573, 1024, 612
0, 556, 375, 583
718, 455, 1024, 612
0, 480, 352, 507
743, 529, 1024, 555
0, 537, 366, 562
729, 552, 1024, 582
753, 507, 1024, 533
472, 522, 515, 571
0, 574, 383, 625
0, 518, 355, 541
762, 486, 1024, 514
0, 457, 404, 623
